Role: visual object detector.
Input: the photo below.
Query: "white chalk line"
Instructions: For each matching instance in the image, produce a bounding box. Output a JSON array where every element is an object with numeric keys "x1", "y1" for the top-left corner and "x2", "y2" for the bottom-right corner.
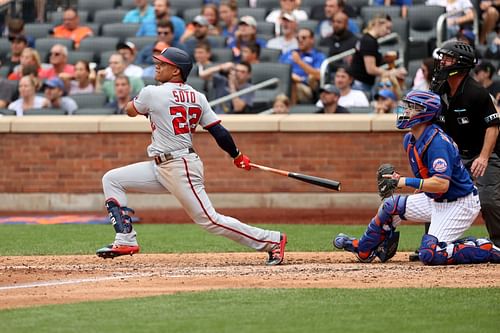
[
  {"x1": 0, "y1": 267, "x2": 246, "y2": 291},
  {"x1": 0, "y1": 273, "x2": 154, "y2": 291}
]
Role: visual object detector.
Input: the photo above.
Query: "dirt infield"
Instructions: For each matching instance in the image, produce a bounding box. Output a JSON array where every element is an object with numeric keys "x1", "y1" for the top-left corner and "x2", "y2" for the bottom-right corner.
[{"x1": 1, "y1": 252, "x2": 499, "y2": 310}]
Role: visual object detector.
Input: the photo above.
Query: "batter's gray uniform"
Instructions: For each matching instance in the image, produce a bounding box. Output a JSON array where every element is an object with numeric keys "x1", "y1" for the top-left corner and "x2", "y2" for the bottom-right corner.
[{"x1": 102, "y1": 82, "x2": 281, "y2": 252}]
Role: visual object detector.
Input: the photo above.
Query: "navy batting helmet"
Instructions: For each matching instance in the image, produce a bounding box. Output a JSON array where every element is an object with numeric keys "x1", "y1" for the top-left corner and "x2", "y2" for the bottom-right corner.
[
  {"x1": 153, "y1": 47, "x2": 193, "y2": 82},
  {"x1": 396, "y1": 90, "x2": 442, "y2": 129}
]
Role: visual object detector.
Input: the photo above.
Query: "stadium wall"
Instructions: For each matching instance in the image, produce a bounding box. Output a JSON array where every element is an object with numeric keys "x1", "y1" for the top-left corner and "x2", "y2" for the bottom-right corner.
[{"x1": 0, "y1": 114, "x2": 413, "y2": 211}]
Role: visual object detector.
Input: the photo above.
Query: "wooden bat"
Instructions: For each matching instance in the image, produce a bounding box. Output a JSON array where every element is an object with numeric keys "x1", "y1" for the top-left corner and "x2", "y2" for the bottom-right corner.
[{"x1": 249, "y1": 163, "x2": 341, "y2": 192}]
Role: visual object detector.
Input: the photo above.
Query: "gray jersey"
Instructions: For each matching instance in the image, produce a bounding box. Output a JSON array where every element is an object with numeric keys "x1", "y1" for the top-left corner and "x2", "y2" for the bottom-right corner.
[{"x1": 132, "y1": 82, "x2": 220, "y2": 156}]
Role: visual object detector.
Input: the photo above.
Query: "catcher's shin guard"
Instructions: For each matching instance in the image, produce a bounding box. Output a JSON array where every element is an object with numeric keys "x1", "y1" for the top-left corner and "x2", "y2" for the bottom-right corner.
[
  {"x1": 357, "y1": 195, "x2": 406, "y2": 261},
  {"x1": 333, "y1": 233, "x2": 376, "y2": 263},
  {"x1": 105, "y1": 199, "x2": 134, "y2": 234},
  {"x1": 418, "y1": 234, "x2": 449, "y2": 265},
  {"x1": 450, "y1": 237, "x2": 498, "y2": 264}
]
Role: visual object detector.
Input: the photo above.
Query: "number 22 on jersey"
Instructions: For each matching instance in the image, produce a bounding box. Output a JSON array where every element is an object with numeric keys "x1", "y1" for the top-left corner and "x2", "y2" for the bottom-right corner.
[{"x1": 149, "y1": 106, "x2": 202, "y2": 135}]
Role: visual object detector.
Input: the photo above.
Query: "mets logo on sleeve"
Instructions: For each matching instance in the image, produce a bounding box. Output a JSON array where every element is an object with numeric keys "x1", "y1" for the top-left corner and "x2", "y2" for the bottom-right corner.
[{"x1": 433, "y1": 158, "x2": 448, "y2": 172}]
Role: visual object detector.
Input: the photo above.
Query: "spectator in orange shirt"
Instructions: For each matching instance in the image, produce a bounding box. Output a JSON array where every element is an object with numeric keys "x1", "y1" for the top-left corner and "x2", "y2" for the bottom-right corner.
[
  {"x1": 51, "y1": 8, "x2": 93, "y2": 49},
  {"x1": 39, "y1": 44, "x2": 75, "y2": 80}
]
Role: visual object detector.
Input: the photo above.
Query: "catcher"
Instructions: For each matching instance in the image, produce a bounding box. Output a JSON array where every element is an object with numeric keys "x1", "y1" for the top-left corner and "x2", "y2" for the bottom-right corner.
[{"x1": 334, "y1": 90, "x2": 500, "y2": 265}]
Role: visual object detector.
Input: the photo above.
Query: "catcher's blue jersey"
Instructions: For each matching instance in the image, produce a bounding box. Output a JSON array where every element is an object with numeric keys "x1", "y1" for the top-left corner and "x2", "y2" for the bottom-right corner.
[{"x1": 403, "y1": 123, "x2": 474, "y2": 201}]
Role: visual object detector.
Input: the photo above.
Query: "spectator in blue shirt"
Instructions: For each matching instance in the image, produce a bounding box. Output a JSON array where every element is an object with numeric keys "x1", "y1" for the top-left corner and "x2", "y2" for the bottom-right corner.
[
  {"x1": 136, "y1": 19, "x2": 186, "y2": 66},
  {"x1": 123, "y1": 0, "x2": 155, "y2": 24},
  {"x1": 227, "y1": 16, "x2": 267, "y2": 62},
  {"x1": 136, "y1": 0, "x2": 185, "y2": 44},
  {"x1": 279, "y1": 28, "x2": 326, "y2": 104},
  {"x1": 373, "y1": 0, "x2": 412, "y2": 18}
]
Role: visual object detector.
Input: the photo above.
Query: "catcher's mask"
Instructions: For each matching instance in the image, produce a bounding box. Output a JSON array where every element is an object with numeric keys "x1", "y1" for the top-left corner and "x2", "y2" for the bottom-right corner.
[
  {"x1": 430, "y1": 40, "x2": 476, "y2": 91},
  {"x1": 396, "y1": 90, "x2": 442, "y2": 129}
]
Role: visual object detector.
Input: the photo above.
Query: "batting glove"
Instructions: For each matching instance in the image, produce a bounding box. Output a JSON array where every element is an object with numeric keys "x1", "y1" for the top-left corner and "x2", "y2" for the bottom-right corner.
[{"x1": 233, "y1": 152, "x2": 251, "y2": 171}]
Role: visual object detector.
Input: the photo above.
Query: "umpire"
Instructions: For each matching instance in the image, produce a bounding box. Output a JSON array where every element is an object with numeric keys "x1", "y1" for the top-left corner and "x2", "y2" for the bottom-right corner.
[{"x1": 431, "y1": 40, "x2": 500, "y2": 247}]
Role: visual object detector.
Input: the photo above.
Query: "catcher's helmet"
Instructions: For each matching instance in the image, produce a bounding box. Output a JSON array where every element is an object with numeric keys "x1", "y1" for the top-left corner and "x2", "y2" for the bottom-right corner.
[
  {"x1": 396, "y1": 90, "x2": 441, "y2": 129},
  {"x1": 153, "y1": 47, "x2": 193, "y2": 81},
  {"x1": 432, "y1": 40, "x2": 476, "y2": 83}
]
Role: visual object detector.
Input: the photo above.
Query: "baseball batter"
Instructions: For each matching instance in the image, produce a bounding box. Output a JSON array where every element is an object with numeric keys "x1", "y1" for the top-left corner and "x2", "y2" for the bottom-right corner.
[
  {"x1": 334, "y1": 90, "x2": 500, "y2": 265},
  {"x1": 96, "y1": 47, "x2": 287, "y2": 265}
]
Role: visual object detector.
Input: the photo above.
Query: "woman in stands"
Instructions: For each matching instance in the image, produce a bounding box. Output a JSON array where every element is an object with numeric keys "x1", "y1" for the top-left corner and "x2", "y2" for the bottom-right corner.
[
  {"x1": 350, "y1": 14, "x2": 406, "y2": 95},
  {"x1": 8, "y1": 75, "x2": 49, "y2": 116},
  {"x1": 180, "y1": 4, "x2": 222, "y2": 43},
  {"x1": 7, "y1": 48, "x2": 43, "y2": 81},
  {"x1": 219, "y1": 0, "x2": 239, "y2": 46},
  {"x1": 67, "y1": 60, "x2": 96, "y2": 95}
]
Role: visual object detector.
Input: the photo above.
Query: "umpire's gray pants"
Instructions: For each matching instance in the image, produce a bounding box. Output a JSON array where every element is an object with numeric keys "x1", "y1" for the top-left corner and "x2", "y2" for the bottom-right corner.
[{"x1": 462, "y1": 152, "x2": 500, "y2": 247}]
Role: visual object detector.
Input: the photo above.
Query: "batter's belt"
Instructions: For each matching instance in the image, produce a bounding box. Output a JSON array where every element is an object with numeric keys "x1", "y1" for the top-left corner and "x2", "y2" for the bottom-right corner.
[{"x1": 154, "y1": 147, "x2": 196, "y2": 165}]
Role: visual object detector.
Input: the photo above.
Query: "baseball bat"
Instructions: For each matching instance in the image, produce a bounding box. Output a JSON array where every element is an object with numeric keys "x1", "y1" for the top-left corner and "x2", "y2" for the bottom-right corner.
[{"x1": 249, "y1": 163, "x2": 341, "y2": 192}]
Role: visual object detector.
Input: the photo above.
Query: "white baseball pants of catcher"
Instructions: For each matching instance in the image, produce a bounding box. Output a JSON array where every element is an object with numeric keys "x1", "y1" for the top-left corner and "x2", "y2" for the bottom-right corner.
[
  {"x1": 102, "y1": 153, "x2": 281, "y2": 252},
  {"x1": 391, "y1": 191, "x2": 481, "y2": 242}
]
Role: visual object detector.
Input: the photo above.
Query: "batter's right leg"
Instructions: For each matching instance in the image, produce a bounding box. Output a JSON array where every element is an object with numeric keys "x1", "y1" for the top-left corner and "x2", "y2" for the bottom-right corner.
[
  {"x1": 156, "y1": 156, "x2": 286, "y2": 265},
  {"x1": 97, "y1": 161, "x2": 167, "y2": 259}
]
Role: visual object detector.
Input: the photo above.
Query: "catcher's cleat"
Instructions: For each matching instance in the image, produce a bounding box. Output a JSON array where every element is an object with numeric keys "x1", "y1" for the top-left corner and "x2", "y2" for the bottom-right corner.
[
  {"x1": 96, "y1": 244, "x2": 140, "y2": 259},
  {"x1": 409, "y1": 249, "x2": 420, "y2": 262},
  {"x1": 333, "y1": 233, "x2": 376, "y2": 263},
  {"x1": 266, "y1": 233, "x2": 287, "y2": 266}
]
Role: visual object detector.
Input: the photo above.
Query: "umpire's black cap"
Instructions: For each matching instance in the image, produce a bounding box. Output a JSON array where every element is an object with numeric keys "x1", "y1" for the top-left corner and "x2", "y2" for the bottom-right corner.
[{"x1": 153, "y1": 47, "x2": 193, "y2": 82}]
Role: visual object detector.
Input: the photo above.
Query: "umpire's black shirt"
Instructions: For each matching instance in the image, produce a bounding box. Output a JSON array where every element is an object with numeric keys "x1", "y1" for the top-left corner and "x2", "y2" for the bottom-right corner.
[{"x1": 436, "y1": 75, "x2": 500, "y2": 159}]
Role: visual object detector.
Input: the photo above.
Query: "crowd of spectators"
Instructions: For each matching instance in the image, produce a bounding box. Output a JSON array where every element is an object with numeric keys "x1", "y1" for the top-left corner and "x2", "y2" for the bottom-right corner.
[{"x1": 0, "y1": 0, "x2": 498, "y2": 116}]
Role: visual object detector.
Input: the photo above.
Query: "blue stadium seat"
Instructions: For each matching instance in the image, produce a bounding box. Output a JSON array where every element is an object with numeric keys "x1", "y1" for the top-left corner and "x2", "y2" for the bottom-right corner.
[
  {"x1": 23, "y1": 108, "x2": 67, "y2": 115},
  {"x1": 47, "y1": 10, "x2": 89, "y2": 24},
  {"x1": 71, "y1": 93, "x2": 108, "y2": 109},
  {"x1": 101, "y1": 23, "x2": 140, "y2": 42},
  {"x1": 0, "y1": 38, "x2": 10, "y2": 58},
  {"x1": 78, "y1": 0, "x2": 115, "y2": 21},
  {"x1": 0, "y1": 108, "x2": 16, "y2": 116},
  {"x1": 94, "y1": 9, "x2": 128, "y2": 25},
  {"x1": 35, "y1": 38, "x2": 74, "y2": 53},
  {"x1": 24, "y1": 23, "x2": 55, "y2": 39},
  {"x1": 169, "y1": 0, "x2": 204, "y2": 19},
  {"x1": 80, "y1": 37, "x2": 119, "y2": 55},
  {"x1": 290, "y1": 104, "x2": 320, "y2": 114},
  {"x1": 348, "y1": 106, "x2": 372, "y2": 114},
  {"x1": 74, "y1": 107, "x2": 116, "y2": 115},
  {"x1": 260, "y1": 48, "x2": 281, "y2": 62},
  {"x1": 67, "y1": 51, "x2": 95, "y2": 65},
  {"x1": 239, "y1": 8, "x2": 267, "y2": 22}
]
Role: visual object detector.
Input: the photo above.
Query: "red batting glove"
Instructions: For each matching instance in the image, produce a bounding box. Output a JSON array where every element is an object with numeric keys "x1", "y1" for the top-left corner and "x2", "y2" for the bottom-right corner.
[{"x1": 233, "y1": 152, "x2": 251, "y2": 171}]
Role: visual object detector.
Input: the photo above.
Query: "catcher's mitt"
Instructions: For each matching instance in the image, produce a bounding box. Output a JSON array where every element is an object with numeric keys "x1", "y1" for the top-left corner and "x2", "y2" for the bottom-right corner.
[{"x1": 377, "y1": 163, "x2": 399, "y2": 199}]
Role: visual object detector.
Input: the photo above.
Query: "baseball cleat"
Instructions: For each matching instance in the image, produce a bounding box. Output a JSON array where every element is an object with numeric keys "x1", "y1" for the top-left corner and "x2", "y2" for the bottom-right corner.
[
  {"x1": 333, "y1": 233, "x2": 375, "y2": 263},
  {"x1": 333, "y1": 233, "x2": 356, "y2": 250},
  {"x1": 409, "y1": 249, "x2": 420, "y2": 262},
  {"x1": 96, "y1": 244, "x2": 140, "y2": 259},
  {"x1": 266, "y1": 233, "x2": 287, "y2": 266}
]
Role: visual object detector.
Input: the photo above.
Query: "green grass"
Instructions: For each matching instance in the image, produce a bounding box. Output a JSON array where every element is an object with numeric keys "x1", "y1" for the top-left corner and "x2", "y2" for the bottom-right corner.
[
  {"x1": 1, "y1": 224, "x2": 497, "y2": 332},
  {"x1": 1, "y1": 288, "x2": 498, "y2": 333},
  {"x1": 0, "y1": 224, "x2": 490, "y2": 255}
]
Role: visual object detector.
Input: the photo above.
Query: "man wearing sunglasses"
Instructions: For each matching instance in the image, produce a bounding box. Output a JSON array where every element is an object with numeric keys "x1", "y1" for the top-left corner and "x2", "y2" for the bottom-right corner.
[
  {"x1": 136, "y1": 19, "x2": 185, "y2": 66},
  {"x1": 52, "y1": 7, "x2": 93, "y2": 49},
  {"x1": 39, "y1": 44, "x2": 75, "y2": 80}
]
